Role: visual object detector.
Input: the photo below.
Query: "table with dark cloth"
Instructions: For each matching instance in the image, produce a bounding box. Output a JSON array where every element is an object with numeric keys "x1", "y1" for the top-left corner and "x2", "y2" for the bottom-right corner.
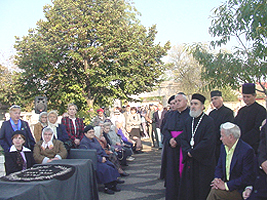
[{"x1": 0, "y1": 159, "x2": 99, "y2": 200}]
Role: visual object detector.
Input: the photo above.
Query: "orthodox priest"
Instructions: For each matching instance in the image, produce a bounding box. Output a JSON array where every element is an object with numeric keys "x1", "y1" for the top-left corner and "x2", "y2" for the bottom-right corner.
[
  {"x1": 179, "y1": 93, "x2": 216, "y2": 200},
  {"x1": 234, "y1": 83, "x2": 266, "y2": 153},
  {"x1": 209, "y1": 90, "x2": 234, "y2": 163},
  {"x1": 160, "y1": 92, "x2": 190, "y2": 200}
]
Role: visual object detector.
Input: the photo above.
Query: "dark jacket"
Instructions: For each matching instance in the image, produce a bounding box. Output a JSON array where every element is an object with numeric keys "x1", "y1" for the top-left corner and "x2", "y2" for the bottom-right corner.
[
  {"x1": 0, "y1": 120, "x2": 35, "y2": 152},
  {"x1": 4, "y1": 146, "x2": 35, "y2": 175},
  {"x1": 215, "y1": 139, "x2": 256, "y2": 192}
]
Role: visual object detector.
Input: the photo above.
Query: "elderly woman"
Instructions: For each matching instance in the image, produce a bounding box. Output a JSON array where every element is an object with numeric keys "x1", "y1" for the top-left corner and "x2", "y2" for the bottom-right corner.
[
  {"x1": 46, "y1": 110, "x2": 70, "y2": 146},
  {"x1": 126, "y1": 107, "x2": 143, "y2": 153},
  {"x1": 33, "y1": 112, "x2": 48, "y2": 142},
  {"x1": 0, "y1": 105, "x2": 35, "y2": 152},
  {"x1": 95, "y1": 123, "x2": 129, "y2": 176},
  {"x1": 33, "y1": 127, "x2": 67, "y2": 164},
  {"x1": 61, "y1": 103, "x2": 84, "y2": 148},
  {"x1": 80, "y1": 125, "x2": 121, "y2": 194},
  {"x1": 4, "y1": 130, "x2": 35, "y2": 175}
]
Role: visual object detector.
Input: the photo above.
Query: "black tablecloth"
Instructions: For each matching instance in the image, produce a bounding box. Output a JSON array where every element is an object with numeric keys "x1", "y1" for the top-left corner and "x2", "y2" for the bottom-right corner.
[{"x1": 0, "y1": 159, "x2": 99, "y2": 200}]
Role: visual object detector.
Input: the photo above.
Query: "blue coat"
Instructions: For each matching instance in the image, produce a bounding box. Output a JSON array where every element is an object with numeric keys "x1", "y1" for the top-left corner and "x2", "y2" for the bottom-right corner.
[
  {"x1": 0, "y1": 120, "x2": 35, "y2": 152},
  {"x1": 215, "y1": 139, "x2": 256, "y2": 193},
  {"x1": 80, "y1": 136, "x2": 119, "y2": 184}
]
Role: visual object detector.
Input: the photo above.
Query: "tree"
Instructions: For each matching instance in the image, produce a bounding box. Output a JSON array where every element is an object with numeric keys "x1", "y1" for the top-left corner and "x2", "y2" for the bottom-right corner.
[
  {"x1": 190, "y1": 0, "x2": 267, "y2": 96},
  {"x1": 167, "y1": 45, "x2": 209, "y2": 95},
  {"x1": 14, "y1": 0, "x2": 170, "y2": 112}
]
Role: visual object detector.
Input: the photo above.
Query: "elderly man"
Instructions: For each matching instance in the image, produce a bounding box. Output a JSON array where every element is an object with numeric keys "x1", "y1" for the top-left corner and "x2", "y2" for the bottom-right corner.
[
  {"x1": 160, "y1": 92, "x2": 190, "y2": 200},
  {"x1": 234, "y1": 83, "x2": 266, "y2": 153},
  {"x1": 209, "y1": 90, "x2": 234, "y2": 163},
  {"x1": 179, "y1": 93, "x2": 216, "y2": 200},
  {"x1": 207, "y1": 122, "x2": 256, "y2": 200},
  {"x1": 0, "y1": 105, "x2": 35, "y2": 152}
]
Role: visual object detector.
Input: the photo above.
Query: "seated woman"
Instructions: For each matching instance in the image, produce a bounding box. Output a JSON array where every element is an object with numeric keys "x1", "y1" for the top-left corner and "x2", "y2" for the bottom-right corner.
[
  {"x1": 94, "y1": 125, "x2": 129, "y2": 177},
  {"x1": 80, "y1": 125, "x2": 121, "y2": 195},
  {"x1": 103, "y1": 122, "x2": 133, "y2": 166},
  {"x1": 4, "y1": 130, "x2": 35, "y2": 175},
  {"x1": 33, "y1": 112, "x2": 47, "y2": 142},
  {"x1": 126, "y1": 107, "x2": 143, "y2": 153},
  {"x1": 33, "y1": 127, "x2": 67, "y2": 164}
]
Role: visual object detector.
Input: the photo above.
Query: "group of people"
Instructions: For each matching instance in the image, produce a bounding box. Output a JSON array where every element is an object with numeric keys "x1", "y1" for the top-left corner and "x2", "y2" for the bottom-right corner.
[
  {"x1": 160, "y1": 83, "x2": 267, "y2": 200},
  {"x1": 1, "y1": 82, "x2": 267, "y2": 199},
  {"x1": 0, "y1": 103, "x2": 140, "y2": 195}
]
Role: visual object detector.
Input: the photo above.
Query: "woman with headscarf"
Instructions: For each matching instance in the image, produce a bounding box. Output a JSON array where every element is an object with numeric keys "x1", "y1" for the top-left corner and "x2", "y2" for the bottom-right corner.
[
  {"x1": 61, "y1": 103, "x2": 84, "y2": 148},
  {"x1": 46, "y1": 110, "x2": 71, "y2": 150},
  {"x1": 0, "y1": 105, "x2": 35, "y2": 152},
  {"x1": 80, "y1": 125, "x2": 121, "y2": 195},
  {"x1": 4, "y1": 130, "x2": 35, "y2": 175},
  {"x1": 33, "y1": 112, "x2": 48, "y2": 142},
  {"x1": 33, "y1": 127, "x2": 67, "y2": 164}
]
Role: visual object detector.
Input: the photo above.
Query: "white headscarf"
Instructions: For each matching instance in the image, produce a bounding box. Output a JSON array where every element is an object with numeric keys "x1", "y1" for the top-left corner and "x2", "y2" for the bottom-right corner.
[{"x1": 41, "y1": 127, "x2": 55, "y2": 150}]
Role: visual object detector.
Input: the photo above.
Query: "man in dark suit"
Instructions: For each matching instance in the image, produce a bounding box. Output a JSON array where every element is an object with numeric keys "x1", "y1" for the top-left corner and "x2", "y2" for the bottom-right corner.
[
  {"x1": 0, "y1": 105, "x2": 35, "y2": 152},
  {"x1": 153, "y1": 103, "x2": 167, "y2": 149},
  {"x1": 207, "y1": 122, "x2": 256, "y2": 200}
]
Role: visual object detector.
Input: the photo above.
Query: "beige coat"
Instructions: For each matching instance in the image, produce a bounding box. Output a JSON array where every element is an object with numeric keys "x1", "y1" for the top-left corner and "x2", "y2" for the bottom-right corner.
[{"x1": 33, "y1": 139, "x2": 68, "y2": 164}]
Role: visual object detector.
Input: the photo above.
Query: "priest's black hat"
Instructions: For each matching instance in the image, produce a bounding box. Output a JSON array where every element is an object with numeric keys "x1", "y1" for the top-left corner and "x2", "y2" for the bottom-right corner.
[
  {"x1": 192, "y1": 93, "x2": 206, "y2": 104},
  {"x1": 168, "y1": 95, "x2": 175, "y2": 104},
  {"x1": 242, "y1": 83, "x2": 255, "y2": 94},
  {"x1": 211, "y1": 90, "x2": 222, "y2": 98}
]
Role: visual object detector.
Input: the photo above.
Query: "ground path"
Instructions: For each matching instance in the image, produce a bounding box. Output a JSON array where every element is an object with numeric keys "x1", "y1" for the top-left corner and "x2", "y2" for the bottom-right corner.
[{"x1": 98, "y1": 139, "x2": 165, "y2": 200}]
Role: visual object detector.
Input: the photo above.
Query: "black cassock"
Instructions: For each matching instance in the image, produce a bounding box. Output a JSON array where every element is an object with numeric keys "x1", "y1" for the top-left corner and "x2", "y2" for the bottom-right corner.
[
  {"x1": 160, "y1": 107, "x2": 190, "y2": 200},
  {"x1": 179, "y1": 114, "x2": 216, "y2": 200},
  {"x1": 234, "y1": 102, "x2": 266, "y2": 153},
  {"x1": 209, "y1": 105, "x2": 234, "y2": 163}
]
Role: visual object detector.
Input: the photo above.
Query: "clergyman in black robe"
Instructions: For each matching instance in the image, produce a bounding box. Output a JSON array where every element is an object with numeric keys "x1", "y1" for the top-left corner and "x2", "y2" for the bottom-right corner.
[
  {"x1": 209, "y1": 90, "x2": 234, "y2": 163},
  {"x1": 160, "y1": 93, "x2": 190, "y2": 200},
  {"x1": 179, "y1": 94, "x2": 216, "y2": 200},
  {"x1": 234, "y1": 83, "x2": 266, "y2": 153}
]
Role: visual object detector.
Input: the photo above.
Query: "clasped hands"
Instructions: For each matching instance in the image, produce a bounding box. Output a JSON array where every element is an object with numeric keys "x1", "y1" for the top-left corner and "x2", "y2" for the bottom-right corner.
[
  {"x1": 210, "y1": 178, "x2": 226, "y2": 190},
  {"x1": 169, "y1": 138, "x2": 177, "y2": 148}
]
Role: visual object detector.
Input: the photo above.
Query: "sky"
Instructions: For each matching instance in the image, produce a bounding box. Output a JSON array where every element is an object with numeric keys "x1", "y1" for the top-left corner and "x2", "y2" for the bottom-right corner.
[{"x1": 0, "y1": 0, "x2": 230, "y2": 65}]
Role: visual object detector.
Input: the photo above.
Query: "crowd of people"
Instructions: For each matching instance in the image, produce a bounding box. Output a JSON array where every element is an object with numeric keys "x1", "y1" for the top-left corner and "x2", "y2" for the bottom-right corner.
[{"x1": 0, "y1": 82, "x2": 267, "y2": 199}]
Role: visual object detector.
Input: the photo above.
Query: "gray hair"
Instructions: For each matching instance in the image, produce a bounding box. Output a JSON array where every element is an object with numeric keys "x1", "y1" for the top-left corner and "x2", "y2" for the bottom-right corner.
[
  {"x1": 42, "y1": 127, "x2": 53, "y2": 135},
  {"x1": 175, "y1": 92, "x2": 187, "y2": 100},
  {"x1": 220, "y1": 122, "x2": 241, "y2": 139},
  {"x1": 39, "y1": 112, "x2": 47, "y2": 122}
]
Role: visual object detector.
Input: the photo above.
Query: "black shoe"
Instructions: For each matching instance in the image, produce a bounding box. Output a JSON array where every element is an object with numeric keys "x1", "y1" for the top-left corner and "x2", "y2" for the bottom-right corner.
[
  {"x1": 116, "y1": 179, "x2": 125, "y2": 184},
  {"x1": 135, "y1": 150, "x2": 144, "y2": 154},
  {"x1": 120, "y1": 172, "x2": 130, "y2": 176},
  {"x1": 121, "y1": 163, "x2": 129, "y2": 166},
  {"x1": 111, "y1": 186, "x2": 121, "y2": 192},
  {"x1": 104, "y1": 188, "x2": 115, "y2": 194}
]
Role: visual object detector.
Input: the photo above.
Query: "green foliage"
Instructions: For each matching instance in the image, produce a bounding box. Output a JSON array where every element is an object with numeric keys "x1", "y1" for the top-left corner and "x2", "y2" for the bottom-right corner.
[
  {"x1": 14, "y1": 0, "x2": 171, "y2": 110},
  {"x1": 190, "y1": 0, "x2": 267, "y2": 95}
]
